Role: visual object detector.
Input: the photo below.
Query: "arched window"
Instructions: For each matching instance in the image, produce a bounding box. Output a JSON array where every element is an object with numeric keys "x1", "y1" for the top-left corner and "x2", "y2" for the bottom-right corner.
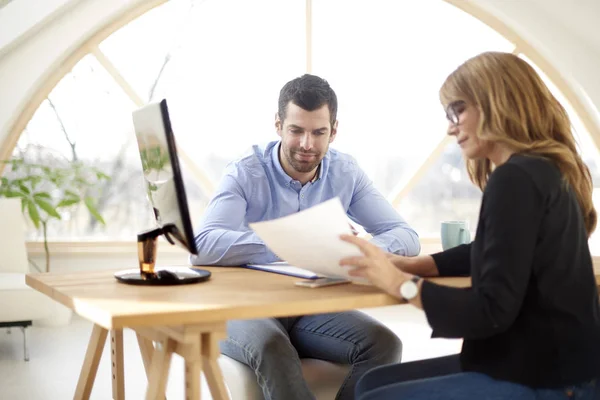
[{"x1": 7, "y1": 0, "x2": 600, "y2": 247}]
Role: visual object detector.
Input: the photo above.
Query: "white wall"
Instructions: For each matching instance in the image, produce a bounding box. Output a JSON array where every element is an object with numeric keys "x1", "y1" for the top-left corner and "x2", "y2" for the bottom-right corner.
[
  {"x1": 472, "y1": 0, "x2": 600, "y2": 129},
  {"x1": 0, "y1": 0, "x2": 149, "y2": 153},
  {"x1": 0, "y1": 0, "x2": 81, "y2": 59},
  {"x1": 0, "y1": 0, "x2": 599, "y2": 151}
]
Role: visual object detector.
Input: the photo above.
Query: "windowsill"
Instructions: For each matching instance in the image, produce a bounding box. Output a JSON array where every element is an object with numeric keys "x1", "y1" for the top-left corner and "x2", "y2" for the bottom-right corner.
[
  {"x1": 25, "y1": 239, "x2": 189, "y2": 256},
  {"x1": 24, "y1": 237, "x2": 444, "y2": 256},
  {"x1": 24, "y1": 238, "x2": 600, "y2": 264}
]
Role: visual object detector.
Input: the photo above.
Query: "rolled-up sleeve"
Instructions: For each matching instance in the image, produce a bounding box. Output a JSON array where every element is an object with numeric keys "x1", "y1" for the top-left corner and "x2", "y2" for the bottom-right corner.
[{"x1": 190, "y1": 171, "x2": 278, "y2": 266}]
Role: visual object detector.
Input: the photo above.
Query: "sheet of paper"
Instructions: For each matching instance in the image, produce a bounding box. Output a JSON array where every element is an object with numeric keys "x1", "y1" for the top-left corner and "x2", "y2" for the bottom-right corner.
[
  {"x1": 249, "y1": 197, "x2": 362, "y2": 279},
  {"x1": 245, "y1": 262, "x2": 319, "y2": 279}
]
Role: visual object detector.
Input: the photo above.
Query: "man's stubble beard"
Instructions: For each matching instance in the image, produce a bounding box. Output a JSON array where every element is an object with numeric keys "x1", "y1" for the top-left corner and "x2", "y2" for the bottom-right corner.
[{"x1": 285, "y1": 148, "x2": 322, "y2": 174}]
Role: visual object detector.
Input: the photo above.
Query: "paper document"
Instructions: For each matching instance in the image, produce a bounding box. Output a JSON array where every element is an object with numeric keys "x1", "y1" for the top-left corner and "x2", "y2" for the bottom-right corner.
[
  {"x1": 249, "y1": 198, "x2": 362, "y2": 279},
  {"x1": 245, "y1": 262, "x2": 319, "y2": 279}
]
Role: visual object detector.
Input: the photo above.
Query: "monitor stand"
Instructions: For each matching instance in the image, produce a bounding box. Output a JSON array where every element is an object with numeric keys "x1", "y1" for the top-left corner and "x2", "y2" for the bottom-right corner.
[{"x1": 114, "y1": 227, "x2": 211, "y2": 286}]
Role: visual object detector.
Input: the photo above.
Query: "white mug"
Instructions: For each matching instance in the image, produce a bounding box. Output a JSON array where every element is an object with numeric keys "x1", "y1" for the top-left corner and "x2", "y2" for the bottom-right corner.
[{"x1": 441, "y1": 221, "x2": 471, "y2": 250}]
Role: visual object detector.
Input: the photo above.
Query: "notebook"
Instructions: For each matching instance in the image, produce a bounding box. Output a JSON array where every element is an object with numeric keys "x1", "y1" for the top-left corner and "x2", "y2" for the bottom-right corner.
[{"x1": 244, "y1": 262, "x2": 319, "y2": 279}]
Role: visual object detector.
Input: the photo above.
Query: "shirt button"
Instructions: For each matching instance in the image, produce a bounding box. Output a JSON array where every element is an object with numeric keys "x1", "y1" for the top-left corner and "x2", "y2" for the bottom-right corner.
[{"x1": 301, "y1": 194, "x2": 305, "y2": 199}]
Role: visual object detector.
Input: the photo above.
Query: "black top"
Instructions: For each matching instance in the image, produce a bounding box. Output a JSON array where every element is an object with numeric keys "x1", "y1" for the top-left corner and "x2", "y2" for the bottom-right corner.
[{"x1": 421, "y1": 154, "x2": 600, "y2": 388}]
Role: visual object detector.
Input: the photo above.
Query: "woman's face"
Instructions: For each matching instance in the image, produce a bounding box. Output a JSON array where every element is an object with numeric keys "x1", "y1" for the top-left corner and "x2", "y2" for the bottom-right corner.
[{"x1": 445, "y1": 101, "x2": 491, "y2": 160}]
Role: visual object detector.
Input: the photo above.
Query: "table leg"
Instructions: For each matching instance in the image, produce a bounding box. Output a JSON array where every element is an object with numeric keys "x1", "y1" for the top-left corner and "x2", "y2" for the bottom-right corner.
[
  {"x1": 142, "y1": 324, "x2": 229, "y2": 400},
  {"x1": 184, "y1": 335, "x2": 202, "y2": 400},
  {"x1": 146, "y1": 338, "x2": 176, "y2": 400},
  {"x1": 74, "y1": 324, "x2": 108, "y2": 400},
  {"x1": 136, "y1": 334, "x2": 167, "y2": 400},
  {"x1": 136, "y1": 333, "x2": 154, "y2": 377},
  {"x1": 111, "y1": 329, "x2": 125, "y2": 400},
  {"x1": 201, "y1": 332, "x2": 230, "y2": 400}
]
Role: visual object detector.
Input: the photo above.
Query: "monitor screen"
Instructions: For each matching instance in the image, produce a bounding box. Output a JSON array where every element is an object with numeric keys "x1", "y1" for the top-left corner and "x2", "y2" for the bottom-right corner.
[{"x1": 131, "y1": 99, "x2": 197, "y2": 255}]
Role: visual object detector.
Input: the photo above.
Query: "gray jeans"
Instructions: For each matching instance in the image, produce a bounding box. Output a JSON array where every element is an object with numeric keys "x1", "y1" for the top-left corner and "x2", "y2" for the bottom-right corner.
[{"x1": 219, "y1": 311, "x2": 402, "y2": 400}]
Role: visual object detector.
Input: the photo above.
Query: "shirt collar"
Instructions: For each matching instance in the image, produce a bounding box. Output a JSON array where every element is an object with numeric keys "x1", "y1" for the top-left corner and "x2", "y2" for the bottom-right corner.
[
  {"x1": 271, "y1": 141, "x2": 294, "y2": 186},
  {"x1": 311, "y1": 163, "x2": 322, "y2": 183}
]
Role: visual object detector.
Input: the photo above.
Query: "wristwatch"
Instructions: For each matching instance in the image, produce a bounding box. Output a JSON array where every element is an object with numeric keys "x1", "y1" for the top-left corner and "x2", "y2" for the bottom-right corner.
[{"x1": 399, "y1": 276, "x2": 422, "y2": 302}]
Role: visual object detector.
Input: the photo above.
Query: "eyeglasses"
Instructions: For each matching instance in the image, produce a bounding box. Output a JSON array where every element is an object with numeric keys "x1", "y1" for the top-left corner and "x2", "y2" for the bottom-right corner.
[{"x1": 445, "y1": 100, "x2": 466, "y2": 126}]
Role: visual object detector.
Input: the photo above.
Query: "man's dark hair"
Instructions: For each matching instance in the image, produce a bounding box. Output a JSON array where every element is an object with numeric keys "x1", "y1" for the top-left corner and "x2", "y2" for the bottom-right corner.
[{"x1": 278, "y1": 74, "x2": 338, "y2": 127}]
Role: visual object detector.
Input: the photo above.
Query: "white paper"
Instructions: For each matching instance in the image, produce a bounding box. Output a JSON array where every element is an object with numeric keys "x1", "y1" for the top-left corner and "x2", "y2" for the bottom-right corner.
[
  {"x1": 249, "y1": 197, "x2": 362, "y2": 279},
  {"x1": 245, "y1": 262, "x2": 318, "y2": 279}
]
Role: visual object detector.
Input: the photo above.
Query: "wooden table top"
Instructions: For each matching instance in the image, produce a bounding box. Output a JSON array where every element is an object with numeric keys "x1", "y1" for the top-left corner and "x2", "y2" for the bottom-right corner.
[
  {"x1": 25, "y1": 266, "x2": 469, "y2": 330},
  {"x1": 26, "y1": 258, "x2": 600, "y2": 331}
]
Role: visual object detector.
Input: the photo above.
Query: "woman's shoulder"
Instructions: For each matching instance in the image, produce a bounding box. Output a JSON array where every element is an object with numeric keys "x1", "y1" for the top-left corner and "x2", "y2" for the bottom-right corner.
[
  {"x1": 507, "y1": 153, "x2": 556, "y2": 169},
  {"x1": 501, "y1": 153, "x2": 560, "y2": 179},
  {"x1": 489, "y1": 154, "x2": 561, "y2": 194}
]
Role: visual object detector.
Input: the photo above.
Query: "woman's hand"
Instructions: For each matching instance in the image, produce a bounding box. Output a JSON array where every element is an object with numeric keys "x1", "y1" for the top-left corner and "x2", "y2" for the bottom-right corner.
[
  {"x1": 339, "y1": 234, "x2": 412, "y2": 298},
  {"x1": 385, "y1": 252, "x2": 412, "y2": 270},
  {"x1": 387, "y1": 252, "x2": 440, "y2": 277}
]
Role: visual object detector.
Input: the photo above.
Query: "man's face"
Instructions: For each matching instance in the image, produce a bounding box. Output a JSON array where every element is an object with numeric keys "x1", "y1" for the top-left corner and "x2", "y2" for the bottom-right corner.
[{"x1": 276, "y1": 102, "x2": 337, "y2": 177}]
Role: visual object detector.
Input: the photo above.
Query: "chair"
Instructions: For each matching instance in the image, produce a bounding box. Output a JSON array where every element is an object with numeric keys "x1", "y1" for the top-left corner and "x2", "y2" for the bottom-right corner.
[
  {"x1": 214, "y1": 305, "x2": 463, "y2": 399},
  {"x1": 0, "y1": 198, "x2": 53, "y2": 361},
  {"x1": 217, "y1": 356, "x2": 349, "y2": 400}
]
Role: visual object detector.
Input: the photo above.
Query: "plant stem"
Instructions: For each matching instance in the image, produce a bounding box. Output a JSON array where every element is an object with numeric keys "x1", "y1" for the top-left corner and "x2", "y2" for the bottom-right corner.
[
  {"x1": 47, "y1": 97, "x2": 78, "y2": 162},
  {"x1": 42, "y1": 221, "x2": 50, "y2": 272}
]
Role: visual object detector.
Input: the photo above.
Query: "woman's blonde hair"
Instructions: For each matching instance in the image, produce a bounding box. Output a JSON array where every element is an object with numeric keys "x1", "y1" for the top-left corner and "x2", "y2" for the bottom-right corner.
[{"x1": 440, "y1": 51, "x2": 597, "y2": 236}]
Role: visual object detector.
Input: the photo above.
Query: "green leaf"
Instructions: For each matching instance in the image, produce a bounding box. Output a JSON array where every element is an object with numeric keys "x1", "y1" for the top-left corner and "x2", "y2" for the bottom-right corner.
[
  {"x1": 84, "y1": 197, "x2": 105, "y2": 225},
  {"x1": 96, "y1": 171, "x2": 110, "y2": 181},
  {"x1": 2, "y1": 190, "x2": 26, "y2": 198},
  {"x1": 64, "y1": 189, "x2": 79, "y2": 199},
  {"x1": 26, "y1": 200, "x2": 41, "y2": 229},
  {"x1": 18, "y1": 183, "x2": 30, "y2": 194},
  {"x1": 23, "y1": 174, "x2": 43, "y2": 181},
  {"x1": 33, "y1": 192, "x2": 52, "y2": 200},
  {"x1": 35, "y1": 198, "x2": 61, "y2": 219},
  {"x1": 28, "y1": 176, "x2": 43, "y2": 188},
  {"x1": 57, "y1": 198, "x2": 79, "y2": 208}
]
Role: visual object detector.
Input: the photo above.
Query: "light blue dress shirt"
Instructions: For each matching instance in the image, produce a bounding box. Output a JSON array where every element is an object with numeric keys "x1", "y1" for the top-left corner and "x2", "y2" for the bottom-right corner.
[{"x1": 190, "y1": 141, "x2": 420, "y2": 266}]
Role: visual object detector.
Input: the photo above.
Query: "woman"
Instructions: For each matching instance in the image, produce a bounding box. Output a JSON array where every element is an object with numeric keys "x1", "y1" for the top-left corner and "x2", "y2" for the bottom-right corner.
[{"x1": 339, "y1": 52, "x2": 600, "y2": 399}]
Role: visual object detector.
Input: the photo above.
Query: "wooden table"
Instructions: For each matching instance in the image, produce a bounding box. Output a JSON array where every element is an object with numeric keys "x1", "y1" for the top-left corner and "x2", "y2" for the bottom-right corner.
[
  {"x1": 26, "y1": 261, "x2": 600, "y2": 400},
  {"x1": 25, "y1": 267, "x2": 469, "y2": 400}
]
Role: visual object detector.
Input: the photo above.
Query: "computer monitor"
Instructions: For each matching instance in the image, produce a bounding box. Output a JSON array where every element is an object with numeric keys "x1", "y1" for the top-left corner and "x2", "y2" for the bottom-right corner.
[{"x1": 114, "y1": 99, "x2": 210, "y2": 285}]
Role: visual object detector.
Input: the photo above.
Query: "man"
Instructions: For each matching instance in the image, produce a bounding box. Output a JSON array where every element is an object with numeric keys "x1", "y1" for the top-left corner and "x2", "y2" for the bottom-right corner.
[{"x1": 191, "y1": 74, "x2": 420, "y2": 400}]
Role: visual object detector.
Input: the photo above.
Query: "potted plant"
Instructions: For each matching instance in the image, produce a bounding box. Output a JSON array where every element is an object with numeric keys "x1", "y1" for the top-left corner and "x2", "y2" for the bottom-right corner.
[{"x1": 0, "y1": 156, "x2": 110, "y2": 272}]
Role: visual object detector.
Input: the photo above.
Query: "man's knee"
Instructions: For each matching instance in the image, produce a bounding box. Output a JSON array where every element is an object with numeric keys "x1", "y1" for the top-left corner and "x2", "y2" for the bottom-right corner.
[
  {"x1": 222, "y1": 325, "x2": 297, "y2": 370},
  {"x1": 365, "y1": 323, "x2": 403, "y2": 364}
]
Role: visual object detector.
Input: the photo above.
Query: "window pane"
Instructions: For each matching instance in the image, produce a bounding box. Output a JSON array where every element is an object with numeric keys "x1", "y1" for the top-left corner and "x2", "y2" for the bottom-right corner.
[
  {"x1": 313, "y1": 0, "x2": 514, "y2": 237},
  {"x1": 11, "y1": 55, "x2": 145, "y2": 239},
  {"x1": 8, "y1": 0, "x2": 306, "y2": 240},
  {"x1": 11, "y1": 55, "x2": 209, "y2": 240},
  {"x1": 312, "y1": 0, "x2": 514, "y2": 236},
  {"x1": 398, "y1": 142, "x2": 481, "y2": 237},
  {"x1": 99, "y1": 0, "x2": 191, "y2": 101},
  {"x1": 519, "y1": 55, "x2": 600, "y2": 253},
  {"x1": 101, "y1": 0, "x2": 306, "y2": 184}
]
